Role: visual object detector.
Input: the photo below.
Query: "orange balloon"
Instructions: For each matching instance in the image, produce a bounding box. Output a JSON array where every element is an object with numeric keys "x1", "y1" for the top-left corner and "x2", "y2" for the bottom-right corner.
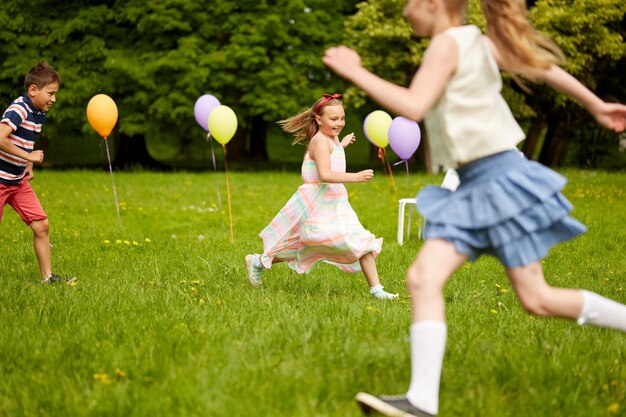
[{"x1": 87, "y1": 94, "x2": 118, "y2": 138}]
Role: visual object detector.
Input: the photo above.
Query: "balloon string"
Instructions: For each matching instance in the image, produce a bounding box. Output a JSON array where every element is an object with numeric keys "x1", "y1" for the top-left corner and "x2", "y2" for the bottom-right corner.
[
  {"x1": 208, "y1": 134, "x2": 222, "y2": 211},
  {"x1": 387, "y1": 159, "x2": 398, "y2": 199},
  {"x1": 104, "y1": 138, "x2": 121, "y2": 226},
  {"x1": 378, "y1": 147, "x2": 398, "y2": 199},
  {"x1": 223, "y1": 144, "x2": 234, "y2": 243},
  {"x1": 393, "y1": 159, "x2": 410, "y2": 175},
  {"x1": 377, "y1": 147, "x2": 386, "y2": 172}
]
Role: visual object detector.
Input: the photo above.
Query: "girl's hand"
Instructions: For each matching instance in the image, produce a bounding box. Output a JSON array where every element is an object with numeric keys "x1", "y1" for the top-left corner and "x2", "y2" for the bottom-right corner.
[
  {"x1": 322, "y1": 46, "x2": 363, "y2": 81},
  {"x1": 340, "y1": 132, "x2": 356, "y2": 148},
  {"x1": 355, "y1": 169, "x2": 374, "y2": 183},
  {"x1": 593, "y1": 102, "x2": 626, "y2": 133}
]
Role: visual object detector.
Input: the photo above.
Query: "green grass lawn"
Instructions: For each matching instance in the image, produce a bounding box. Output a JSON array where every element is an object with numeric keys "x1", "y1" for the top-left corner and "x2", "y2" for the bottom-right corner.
[{"x1": 0, "y1": 169, "x2": 624, "y2": 417}]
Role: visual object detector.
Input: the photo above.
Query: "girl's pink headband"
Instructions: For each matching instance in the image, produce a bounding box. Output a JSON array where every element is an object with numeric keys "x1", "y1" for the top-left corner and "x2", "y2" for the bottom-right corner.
[{"x1": 314, "y1": 93, "x2": 342, "y2": 114}]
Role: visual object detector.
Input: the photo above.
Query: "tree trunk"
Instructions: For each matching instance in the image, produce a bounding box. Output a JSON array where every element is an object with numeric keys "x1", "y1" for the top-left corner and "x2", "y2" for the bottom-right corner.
[
  {"x1": 113, "y1": 132, "x2": 170, "y2": 170},
  {"x1": 419, "y1": 124, "x2": 432, "y2": 174},
  {"x1": 521, "y1": 117, "x2": 545, "y2": 160},
  {"x1": 538, "y1": 115, "x2": 569, "y2": 167},
  {"x1": 249, "y1": 115, "x2": 268, "y2": 160},
  {"x1": 225, "y1": 126, "x2": 246, "y2": 161}
]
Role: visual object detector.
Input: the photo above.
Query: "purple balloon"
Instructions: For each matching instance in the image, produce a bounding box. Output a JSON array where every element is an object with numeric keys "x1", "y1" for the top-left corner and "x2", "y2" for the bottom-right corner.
[
  {"x1": 388, "y1": 116, "x2": 421, "y2": 160},
  {"x1": 362, "y1": 113, "x2": 375, "y2": 145},
  {"x1": 194, "y1": 94, "x2": 221, "y2": 132}
]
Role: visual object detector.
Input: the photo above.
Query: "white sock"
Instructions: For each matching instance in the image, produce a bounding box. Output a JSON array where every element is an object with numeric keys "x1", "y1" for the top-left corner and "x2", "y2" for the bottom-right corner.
[
  {"x1": 406, "y1": 321, "x2": 447, "y2": 415},
  {"x1": 369, "y1": 284, "x2": 399, "y2": 300},
  {"x1": 577, "y1": 290, "x2": 626, "y2": 332},
  {"x1": 252, "y1": 254, "x2": 264, "y2": 269}
]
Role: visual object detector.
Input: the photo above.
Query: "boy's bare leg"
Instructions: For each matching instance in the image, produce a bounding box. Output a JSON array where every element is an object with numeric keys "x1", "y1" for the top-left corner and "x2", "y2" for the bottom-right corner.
[{"x1": 30, "y1": 219, "x2": 51, "y2": 279}]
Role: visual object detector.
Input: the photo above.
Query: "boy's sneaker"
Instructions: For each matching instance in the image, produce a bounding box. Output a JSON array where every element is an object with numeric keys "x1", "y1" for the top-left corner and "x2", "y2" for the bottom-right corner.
[
  {"x1": 355, "y1": 393, "x2": 434, "y2": 417},
  {"x1": 245, "y1": 255, "x2": 263, "y2": 286},
  {"x1": 41, "y1": 273, "x2": 77, "y2": 285}
]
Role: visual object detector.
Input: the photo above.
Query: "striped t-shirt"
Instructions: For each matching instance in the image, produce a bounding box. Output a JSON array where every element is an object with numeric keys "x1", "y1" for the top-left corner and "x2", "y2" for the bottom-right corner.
[{"x1": 0, "y1": 96, "x2": 45, "y2": 185}]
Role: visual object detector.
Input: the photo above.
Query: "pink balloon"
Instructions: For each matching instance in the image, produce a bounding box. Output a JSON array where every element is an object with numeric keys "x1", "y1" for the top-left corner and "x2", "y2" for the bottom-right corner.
[
  {"x1": 194, "y1": 95, "x2": 221, "y2": 132},
  {"x1": 388, "y1": 117, "x2": 421, "y2": 160}
]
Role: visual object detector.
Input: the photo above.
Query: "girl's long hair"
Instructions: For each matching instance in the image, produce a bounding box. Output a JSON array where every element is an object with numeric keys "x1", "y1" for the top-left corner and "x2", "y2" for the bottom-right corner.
[
  {"x1": 277, "y1": 97, "x2": 343, "y2": 145},
  {"x1": 479, "y1": 0, "x2": 564, "y2": 84}
]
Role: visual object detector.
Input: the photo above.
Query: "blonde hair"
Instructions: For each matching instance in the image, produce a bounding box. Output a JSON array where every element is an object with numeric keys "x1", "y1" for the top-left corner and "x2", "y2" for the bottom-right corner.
[
  {"x1": 479, "y1": 0, "x2": 564, "y2": 83},
  {"x1": 277, "y1": 96, "x2": 343, "y2": 145}
]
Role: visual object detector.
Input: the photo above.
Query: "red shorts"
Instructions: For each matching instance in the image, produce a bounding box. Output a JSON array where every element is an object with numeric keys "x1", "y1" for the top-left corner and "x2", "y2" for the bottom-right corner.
[{"x1": 0, "y1": 177, "x2": 47, "y2": 224}]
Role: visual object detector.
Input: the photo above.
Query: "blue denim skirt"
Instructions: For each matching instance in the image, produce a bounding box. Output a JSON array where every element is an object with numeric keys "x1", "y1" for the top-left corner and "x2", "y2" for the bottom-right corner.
[{"x1": 416, "y1": 150, "x2": 587, "y2": 267}]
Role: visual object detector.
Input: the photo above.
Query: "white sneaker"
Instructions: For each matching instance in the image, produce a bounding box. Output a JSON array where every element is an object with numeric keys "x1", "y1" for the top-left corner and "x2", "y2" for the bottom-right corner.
[
  {"x1": 245, "y1": 254, "x2": 263, "y2": 286},
  {"x1": 370, "y1": 284, "x2": 399, "y2": 300}
]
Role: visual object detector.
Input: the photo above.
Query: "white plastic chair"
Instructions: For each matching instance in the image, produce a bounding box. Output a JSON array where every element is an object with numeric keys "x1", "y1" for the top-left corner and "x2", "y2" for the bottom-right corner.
[{"x1": 397, "y1": 169, "x2": 459, "y2": 245}]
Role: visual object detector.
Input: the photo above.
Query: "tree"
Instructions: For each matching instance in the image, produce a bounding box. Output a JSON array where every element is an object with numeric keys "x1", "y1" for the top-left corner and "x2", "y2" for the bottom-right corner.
[{"x1": 0, "y1": 0, "x2": 359, "y2": 168}]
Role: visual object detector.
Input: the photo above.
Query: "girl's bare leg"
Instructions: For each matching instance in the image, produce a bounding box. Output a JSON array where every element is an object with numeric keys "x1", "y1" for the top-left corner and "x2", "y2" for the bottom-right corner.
[
  {"x1": 507, "y1": 261, "x2": 626, "y2": 331},
  {"x1": 360, "y1": 252, "x2": 398, "y2": 299}
]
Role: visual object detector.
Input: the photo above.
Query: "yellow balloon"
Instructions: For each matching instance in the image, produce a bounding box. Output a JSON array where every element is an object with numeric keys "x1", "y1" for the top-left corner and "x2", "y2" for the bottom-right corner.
[
  {"x1": 86, "y1": 94, "x2": 118, "y2": 138},
  {"x1": 365, "y1": 110, "x2": 391, "y2": 148},
  {"x1": 208, "y1": 105, "x2": 238, "y2": 145}
]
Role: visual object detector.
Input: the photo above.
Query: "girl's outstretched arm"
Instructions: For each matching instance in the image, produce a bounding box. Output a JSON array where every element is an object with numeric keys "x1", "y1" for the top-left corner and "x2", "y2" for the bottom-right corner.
[
  {"x1": 340, "y1": 132, "x2": 356, "y2": 148},
  {"x1": 323, "y1": 33, "x2": 458, "y2": 122},
  {"x1": 538, "y1": 66, "x2": 626, "y2": 132},
  {"x1": 485, "y1": 37, "x2": 626, "y2": 133}
]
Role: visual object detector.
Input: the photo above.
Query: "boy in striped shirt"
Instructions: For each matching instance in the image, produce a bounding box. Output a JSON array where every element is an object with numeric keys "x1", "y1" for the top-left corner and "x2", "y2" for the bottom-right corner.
[{"x1": 0, "y1": 61, "x2": 75, "y2": 284}]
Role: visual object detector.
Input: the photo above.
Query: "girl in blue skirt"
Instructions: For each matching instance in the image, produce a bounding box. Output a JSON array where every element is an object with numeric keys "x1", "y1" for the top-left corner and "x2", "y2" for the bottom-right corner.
[{"x1": 323, "y1": 0, "x2": 626, "y2": 415}]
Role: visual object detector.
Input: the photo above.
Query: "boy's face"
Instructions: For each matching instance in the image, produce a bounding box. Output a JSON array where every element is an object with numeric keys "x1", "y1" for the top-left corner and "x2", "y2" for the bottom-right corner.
[{"x1": 28, "y1": 82, "x2": 59, "y2": 112}]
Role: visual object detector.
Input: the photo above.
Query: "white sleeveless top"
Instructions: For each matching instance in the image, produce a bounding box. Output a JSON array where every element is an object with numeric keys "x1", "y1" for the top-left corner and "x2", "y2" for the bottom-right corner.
[{"x1": 424, "y1": 25, "x2": 525, "y2": 170}]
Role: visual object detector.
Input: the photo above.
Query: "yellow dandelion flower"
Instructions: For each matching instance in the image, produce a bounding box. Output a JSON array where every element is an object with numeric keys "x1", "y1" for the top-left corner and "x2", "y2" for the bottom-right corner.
[
  {"x1": 124, "y1": 240, "x2": 130, "y2": 245},
  {"x1": 70, "y1": 281, "x2": 77, "y2": 287},
  {"x1": 116, "y1": 239, "x2": 122, "y2": 244},
  {"x1": 191, "y1": 287, "x2": 197, "y2": 292},
  {"x1": 132, "y1": 241, "x2": 139, "y2": 246},
  {"x1": 93, "y1": 373, "x2": 111, "y2": 384},
  {"x1": 490, "y1": 309, "x2": 498, "y2": 314},
  {"x1": 199, "y1": 299, "x2": 206, "y2": 305},
  {"x1": 115, "y1": 368, "x2": 126, "y2": 378},
  {"x1": 145, "y1": 238, "x2": 151, "y2": 243},
  {"x1": 103, "y1": 240, "x2": 110, "y2": 244},
  {"x1": 607, "y1": 403, "x2": 619, "y2": 414},
  {"x1": 500, "y1": 288, "x2": 509, "y2": 293}
]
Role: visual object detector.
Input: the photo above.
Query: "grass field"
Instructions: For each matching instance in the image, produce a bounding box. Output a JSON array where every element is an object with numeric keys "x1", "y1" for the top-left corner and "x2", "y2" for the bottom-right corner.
[{"x1": 0, "y1": 168, "x2": 624, "y2": 417}]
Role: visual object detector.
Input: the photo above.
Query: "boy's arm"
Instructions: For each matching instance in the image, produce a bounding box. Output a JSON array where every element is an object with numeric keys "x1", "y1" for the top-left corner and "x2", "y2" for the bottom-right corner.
[
  {"x1": 0, "y1": 123, "x2": 44, "y2": 163},
  {"x1": 25, "y1": 162, "x2": 35, "y2": 181}
]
